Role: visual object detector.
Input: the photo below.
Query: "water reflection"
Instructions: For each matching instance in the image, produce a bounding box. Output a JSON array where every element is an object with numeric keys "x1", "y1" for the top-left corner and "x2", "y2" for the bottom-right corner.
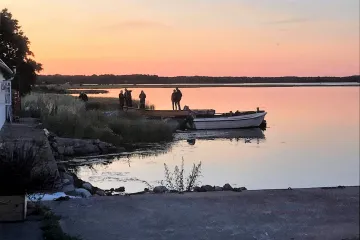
[
  {"x1": 178, "y1": 128, "x2": 266, "y2": 145},
  {"x1": 67, "y1": 128, "x2": 266, "y2": 170},
  {"x1": 66, "y1": 142, "x2": 174, "y2": 169}
]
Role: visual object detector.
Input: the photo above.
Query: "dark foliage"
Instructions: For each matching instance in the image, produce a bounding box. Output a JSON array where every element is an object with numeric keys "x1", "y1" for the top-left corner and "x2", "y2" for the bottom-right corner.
[
  {"x1": 0, "y1": 8, "x2": 42, "y2": 95},
  {"x1": 38, "y1": 74, "x2": 360, "y2": 85},
  {"x1": 0, "y1": 140, "x2": 56, "y2": 195}
]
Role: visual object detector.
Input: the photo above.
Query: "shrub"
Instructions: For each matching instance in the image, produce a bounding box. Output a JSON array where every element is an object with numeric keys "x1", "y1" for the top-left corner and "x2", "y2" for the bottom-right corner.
[
  {"x1": 108, "y1": 118, "x2": 173, "y2": 143},
  {"x1": 21, "y1": 93, "x2": 173, "y2": 144},
  {"x1": 162, "y1": 158, "x2": 202, "y2": 192},
  {"x1": 0, "y1": 141, "x2": 57, "y2": 195}
]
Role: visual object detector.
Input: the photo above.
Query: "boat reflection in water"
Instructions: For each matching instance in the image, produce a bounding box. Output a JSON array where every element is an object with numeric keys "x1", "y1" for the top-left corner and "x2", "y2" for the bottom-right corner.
[{"x1": 175, "y1": 127, "x2": 266, "y2": 146}]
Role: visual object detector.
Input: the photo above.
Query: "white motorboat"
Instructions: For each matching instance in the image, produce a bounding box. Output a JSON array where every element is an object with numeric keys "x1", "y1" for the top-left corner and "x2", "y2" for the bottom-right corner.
[{"x1": 191, "y1": 111, "x2": 267, "y2": 130}]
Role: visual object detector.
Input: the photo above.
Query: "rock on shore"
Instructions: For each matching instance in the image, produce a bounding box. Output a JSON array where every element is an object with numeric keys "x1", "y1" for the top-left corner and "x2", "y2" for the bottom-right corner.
[{"x1": 48, "y1": 136, "x2": 124, "y2": 158}]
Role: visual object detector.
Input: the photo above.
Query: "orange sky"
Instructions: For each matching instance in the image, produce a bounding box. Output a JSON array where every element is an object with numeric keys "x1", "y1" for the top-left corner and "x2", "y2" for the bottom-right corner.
[{"x1": 2, "y1": 0, "x2": 360, "y2": 76}]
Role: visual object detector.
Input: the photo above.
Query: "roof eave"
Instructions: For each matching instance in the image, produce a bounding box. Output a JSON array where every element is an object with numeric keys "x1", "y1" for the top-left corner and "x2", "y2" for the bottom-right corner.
[{"x1": 0, "y1": 59, "x2": 14, "y2": 77}]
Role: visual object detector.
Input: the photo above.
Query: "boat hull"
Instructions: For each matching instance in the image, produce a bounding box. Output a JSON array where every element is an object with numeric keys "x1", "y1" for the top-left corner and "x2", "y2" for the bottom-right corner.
[{"x1": 193, "y1": 112, "x2": 267, "y2": 130}]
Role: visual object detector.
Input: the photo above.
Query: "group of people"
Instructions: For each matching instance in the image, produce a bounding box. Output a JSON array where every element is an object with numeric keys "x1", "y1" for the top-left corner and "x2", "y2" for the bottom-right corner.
[
  {"x1": 171, "y1": 87, "x2": 182, "y2": 110},
  {"x1": 118, "y1": 87, "x2": 183, "y2": 110},
  {"x1": 118, "y1": 88, "x2": 147, "y2": 110}
]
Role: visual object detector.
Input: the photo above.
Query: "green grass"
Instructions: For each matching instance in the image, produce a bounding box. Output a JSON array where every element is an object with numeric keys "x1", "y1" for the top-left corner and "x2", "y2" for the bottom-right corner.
[{"x1": 21, "y1": 93, "x2": 173, "y2": 144}]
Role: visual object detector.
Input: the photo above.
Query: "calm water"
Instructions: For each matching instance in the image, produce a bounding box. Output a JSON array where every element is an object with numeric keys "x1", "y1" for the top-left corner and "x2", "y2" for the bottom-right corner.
[{"x1": 74, "y1": 87, "x2": 360, "y2": 192}]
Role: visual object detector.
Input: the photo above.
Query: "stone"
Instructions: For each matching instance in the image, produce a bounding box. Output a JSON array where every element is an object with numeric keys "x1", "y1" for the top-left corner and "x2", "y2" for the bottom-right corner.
[
  {"x1": 232, "y1": 188, "x2": 242, "y2": 192},
  {"x1": 74, "y1": 188, "x2": 92, "y2": 198},
  {"x1": 117, "y1": 147, "x2": 126, "y2": 152},
  {"x1": 74, "y1": 144, "x2": 99, "y2": 155},
  {"x1": 98, "y1": 142, "x2": 109, "y2": 153},
  {"x1": 153, "y1": 186, "x2": 168, "y2": 193},
  {"x1": 62, "y1": 184, "x2": 75, "y2": 193},
  {"x1": 82, "y1": 182, "x2": 93, "y2": 192},
  {"x1": 57, "y1": 146, "x2": 65, "y2": 155},
  {"x1": 62, "y1": 172, "x2": 74, "y2": 184},
  {"x1": 200, "y1": 185, "x2": 215, "y2": 192},
  {"x1": 214, "y1": 186, "x2": 223, "y2": 191},
  {"x1": 223, "y1": 183, "x2": 233, "y2": 191},
  {"x1": 95, "y1": 190, "x2": 106, "y2": 196},
  {"x1": 57, "y1": 164, "x2": 66, "y2": 172},
  {"x1": 62, "y1": 179, "x2": 71, "y2": 185},
  {"x1": 51, "y1": 142, "x2": 58, "y2": 149},
  {"x1": 54, "y1": 196, "x2": 71, "y2": 201},
  {"x1": 114, "y1": 187, "x2": 125, "y2": 192},
  {"x1": 64, "y1": 146, "x2": 75, "y2": 156}
]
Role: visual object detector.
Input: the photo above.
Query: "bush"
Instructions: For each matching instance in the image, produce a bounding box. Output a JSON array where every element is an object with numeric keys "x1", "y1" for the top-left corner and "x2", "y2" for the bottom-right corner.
[
  {"x1": 21, "y1": 93, "x2": 173, "y2": 144},
  {"x1": 0, "y1": 141, "x2": 57, "y2": 195},
  {"x1": 162, "y1": 158, "x2": 202, "y2": 192},
  {"x1": 108, "y1": 118, "x2": 173, "y2": 143}
]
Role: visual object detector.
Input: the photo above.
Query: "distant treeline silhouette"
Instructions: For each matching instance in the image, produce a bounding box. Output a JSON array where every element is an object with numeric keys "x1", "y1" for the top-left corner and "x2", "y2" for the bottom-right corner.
[{"x1": 38, "y1": 74, "x2": 360, "y2": 85}]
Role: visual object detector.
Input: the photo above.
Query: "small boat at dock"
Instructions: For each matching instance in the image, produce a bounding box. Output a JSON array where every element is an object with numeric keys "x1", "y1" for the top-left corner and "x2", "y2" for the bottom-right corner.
[
  {"x1": 190, "y1": 111, "x2": 267, "y2": 130},
  {"x1": 126, "y1": 107, "x2": 267, "y2": 130}
]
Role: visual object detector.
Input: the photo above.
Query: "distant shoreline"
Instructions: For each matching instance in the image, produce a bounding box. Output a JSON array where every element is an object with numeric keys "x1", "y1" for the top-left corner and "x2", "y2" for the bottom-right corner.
[
  {"x1": 59, "y1": 82, "x2": 360, "y2": 89},
  {"x1": 38, "y1": 75, "x2": 360, "y2": 87}
]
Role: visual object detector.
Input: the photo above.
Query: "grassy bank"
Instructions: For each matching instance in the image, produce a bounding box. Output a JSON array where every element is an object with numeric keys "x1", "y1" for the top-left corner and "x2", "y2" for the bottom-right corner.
[
  {"x1": 86, "y1": 97, "x2": 155, "y2": 111},
  {"x1": 21, "y1": 93, "x2": 173, "y2": 144}
]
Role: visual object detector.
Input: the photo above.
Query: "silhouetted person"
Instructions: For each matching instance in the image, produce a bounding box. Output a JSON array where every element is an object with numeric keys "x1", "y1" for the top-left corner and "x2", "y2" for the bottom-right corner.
[
  {"x1": 124, "y1": 88, "x2": 132, "y2": 107},
  {"x1": 171, "y1": 90, "x2": 177, "y2": 110},
  {"x1": 119, "y1": 90, "x2": 125, "y2": 110},
  {"x1": 139, "y1": 90, "x2": 146, "y2": 109},
  {"x1": 175, "y1": 87, "x2": 182, "y2": 110},
  {"x1": 78, "y1": 92, "x2": 88, "y2": 102}
]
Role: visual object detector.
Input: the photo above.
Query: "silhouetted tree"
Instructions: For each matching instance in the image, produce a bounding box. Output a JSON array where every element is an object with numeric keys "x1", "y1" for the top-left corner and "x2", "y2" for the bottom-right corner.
[{"x1": 0, "y1": 8, "x2": 42, "y2": 96}]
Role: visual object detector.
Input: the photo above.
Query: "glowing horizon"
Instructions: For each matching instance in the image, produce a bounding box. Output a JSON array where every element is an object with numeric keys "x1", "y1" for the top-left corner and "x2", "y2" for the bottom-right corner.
[{"x1": 2, "y1": 0, "x2": 360, "y2": 77}]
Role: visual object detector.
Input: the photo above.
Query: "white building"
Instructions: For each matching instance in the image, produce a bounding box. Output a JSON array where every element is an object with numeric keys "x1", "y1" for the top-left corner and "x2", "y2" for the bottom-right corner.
[{"x1": 0, "y1": 59, "x2": 14, "y2": 130}]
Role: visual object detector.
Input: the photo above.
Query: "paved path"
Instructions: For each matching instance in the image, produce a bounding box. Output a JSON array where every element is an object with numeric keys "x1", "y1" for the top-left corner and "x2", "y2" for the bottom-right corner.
[{"x1": 47, "y1": 187, "x2": 359, "y2": 240}]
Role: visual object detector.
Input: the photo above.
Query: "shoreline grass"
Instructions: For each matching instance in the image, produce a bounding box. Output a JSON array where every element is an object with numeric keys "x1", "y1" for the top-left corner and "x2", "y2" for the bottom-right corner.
[
  {"x1": 85, "y1": 97, "x2": 155, "y2": 111},
  {"x1": 21, "y1": 93, "x2": 173, "y2": 145}
]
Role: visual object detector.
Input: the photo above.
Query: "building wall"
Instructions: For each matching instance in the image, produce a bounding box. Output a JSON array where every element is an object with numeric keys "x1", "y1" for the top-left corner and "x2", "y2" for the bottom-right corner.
[{"x1": 0, "y1": 71, "x2": 6, "y2": 130}]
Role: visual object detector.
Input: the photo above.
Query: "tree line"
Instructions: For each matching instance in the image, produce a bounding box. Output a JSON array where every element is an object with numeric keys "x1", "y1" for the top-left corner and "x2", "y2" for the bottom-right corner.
[{"x1": 38, "y1": 74, "x2": 360, "y2": 85}]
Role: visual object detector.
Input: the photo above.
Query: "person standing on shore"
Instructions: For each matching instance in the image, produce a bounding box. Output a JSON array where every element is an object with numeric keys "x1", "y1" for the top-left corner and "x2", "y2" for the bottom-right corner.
[
  {"x1": 118, "y1": 90, "x2": 125, "y2": 110},
  {"x1": 171, "y1": 90, "x2": 177, "y2": 110},
  {"x1": 175, "y1": 87, "x2": 182, "y2": 110},
  {"x1": 139, "y1": 90, "x2": 146, "y2": 109},
  {"x1": 79, "y1": 92, "x2": 88, "y2": 102},
  {"x1": 124, "y1": 88, "x2": 133, "y2": 107}
]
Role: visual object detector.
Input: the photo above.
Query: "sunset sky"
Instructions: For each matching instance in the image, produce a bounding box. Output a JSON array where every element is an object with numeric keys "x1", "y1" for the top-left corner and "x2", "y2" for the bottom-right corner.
[{"x1": 2, "y1": 0, "x2": 360, "y2": 76}]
